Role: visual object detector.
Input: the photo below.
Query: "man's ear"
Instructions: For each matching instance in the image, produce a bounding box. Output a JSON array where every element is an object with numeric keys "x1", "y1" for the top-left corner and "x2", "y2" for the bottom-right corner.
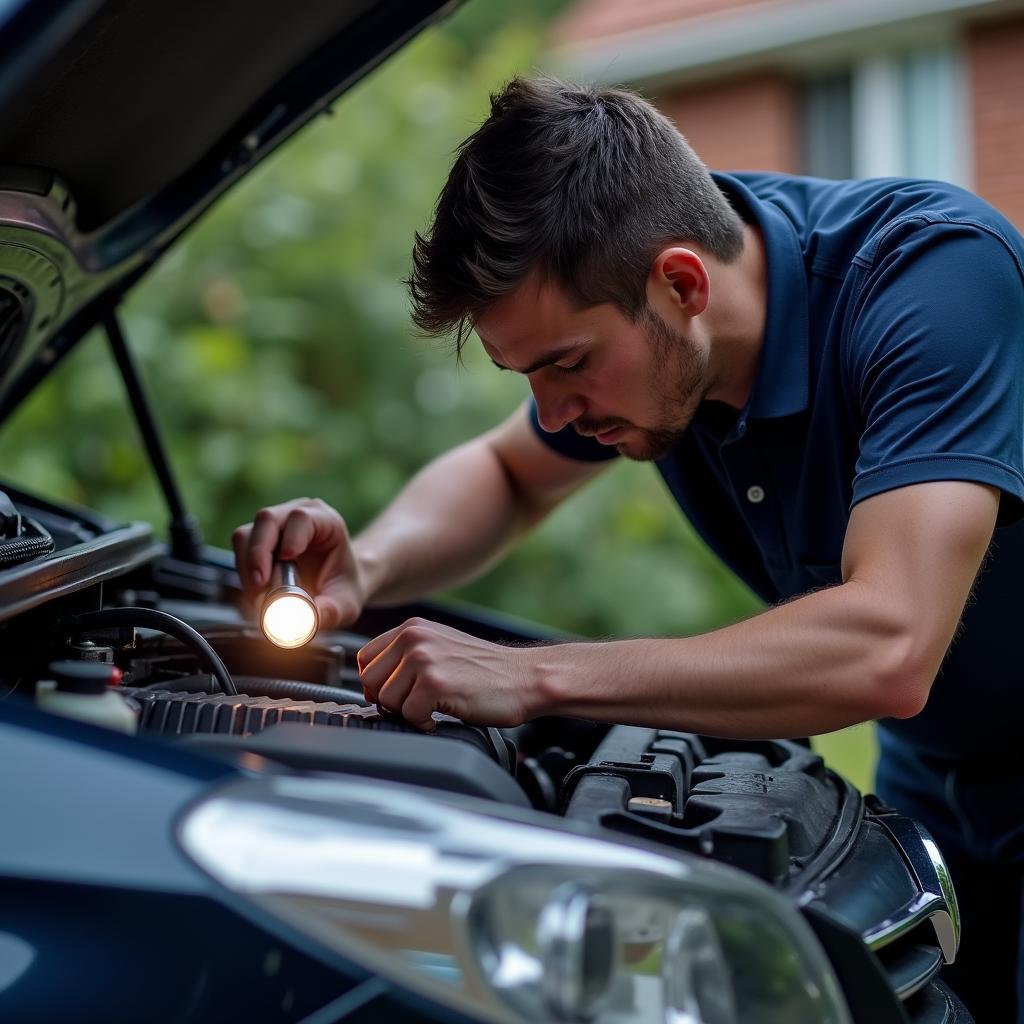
[{"x1": 649, "y1": 247, "x2": 710, "y2": 317}]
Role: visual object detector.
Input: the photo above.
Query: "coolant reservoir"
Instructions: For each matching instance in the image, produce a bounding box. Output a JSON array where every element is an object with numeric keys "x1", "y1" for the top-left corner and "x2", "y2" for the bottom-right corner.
[{"x1": 36, "y1": 660, "x2": 137, "y2": 734}]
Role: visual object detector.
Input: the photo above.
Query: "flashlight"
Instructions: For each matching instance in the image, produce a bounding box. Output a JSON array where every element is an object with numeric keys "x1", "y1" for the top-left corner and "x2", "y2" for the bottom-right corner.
[{"x1": 260, "y1": 560, "x2": 320, "y2": 649}]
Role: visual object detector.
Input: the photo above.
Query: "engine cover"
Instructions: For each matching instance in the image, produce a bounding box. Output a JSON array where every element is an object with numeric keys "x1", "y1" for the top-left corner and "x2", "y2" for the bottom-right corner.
[{"x1": 126, "y1": 686, "x2": 512, "y2": 770}]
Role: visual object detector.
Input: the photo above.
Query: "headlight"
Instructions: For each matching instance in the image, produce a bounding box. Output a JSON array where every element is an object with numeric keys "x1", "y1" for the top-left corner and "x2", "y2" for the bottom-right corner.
[{"x1": 179, "y1": 776, "x2": 850, "y2": 1024}]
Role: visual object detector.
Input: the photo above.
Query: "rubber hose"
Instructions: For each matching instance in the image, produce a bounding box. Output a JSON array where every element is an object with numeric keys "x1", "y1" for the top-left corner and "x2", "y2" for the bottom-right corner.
[
  {"x1": 143, "y1": 673, "x2": 366, "y2": 706},
  {"x1": 69, "y1": 608, "x2": 237, "y2": 696},
  {"x1": 0, "y1": 517, "x2": 55, "y2": 567}
]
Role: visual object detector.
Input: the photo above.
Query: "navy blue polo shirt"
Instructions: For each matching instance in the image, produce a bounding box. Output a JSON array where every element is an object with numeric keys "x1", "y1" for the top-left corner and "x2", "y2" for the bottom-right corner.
[{"x1": 529, "y1": 172, "x2": 1024, "y2": 758}]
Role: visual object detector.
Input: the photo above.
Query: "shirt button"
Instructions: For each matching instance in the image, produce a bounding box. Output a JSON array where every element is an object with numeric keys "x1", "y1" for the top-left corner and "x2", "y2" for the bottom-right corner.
[{"x1": 746, "y1": 485, "x2": 766, "y2": 504}]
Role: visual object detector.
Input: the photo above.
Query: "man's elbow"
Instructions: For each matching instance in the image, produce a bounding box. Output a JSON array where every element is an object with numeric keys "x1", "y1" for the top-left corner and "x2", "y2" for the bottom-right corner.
[{"x1": 870, "y1": 633, "x2": 939, "y2": 720}]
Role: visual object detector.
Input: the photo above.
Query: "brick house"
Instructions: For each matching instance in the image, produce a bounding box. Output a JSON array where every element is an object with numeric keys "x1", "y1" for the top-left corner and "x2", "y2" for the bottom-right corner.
[{"x1": 549, "y1": 0, "x2": 1024, "y2": 226}]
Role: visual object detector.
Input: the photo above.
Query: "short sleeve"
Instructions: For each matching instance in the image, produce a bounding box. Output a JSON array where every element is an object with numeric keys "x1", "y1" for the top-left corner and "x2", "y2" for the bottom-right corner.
[
  {"x1": 848, "y1": 222, "x2": 1024, "y2": 525},
  {"x1": 526, "y1": 398, "x2": 619, "y2": 463}
]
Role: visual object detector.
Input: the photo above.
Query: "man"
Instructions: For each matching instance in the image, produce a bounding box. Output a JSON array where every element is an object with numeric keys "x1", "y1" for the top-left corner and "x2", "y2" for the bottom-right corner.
[{"x1": 234, "y1": 78, "x2": 1024, "y2": 1020}]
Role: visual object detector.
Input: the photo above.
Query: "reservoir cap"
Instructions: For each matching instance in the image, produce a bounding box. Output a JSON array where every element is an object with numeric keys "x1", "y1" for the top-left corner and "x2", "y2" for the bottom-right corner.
[{"x1": 48, "y1": 660, "x2": 122, "y2": 694}]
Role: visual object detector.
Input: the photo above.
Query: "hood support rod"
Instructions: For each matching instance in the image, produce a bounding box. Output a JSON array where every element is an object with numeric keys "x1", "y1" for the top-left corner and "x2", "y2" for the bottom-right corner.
[{"x1": 103, "y1": 310, "x2": 204, "y2": 563}]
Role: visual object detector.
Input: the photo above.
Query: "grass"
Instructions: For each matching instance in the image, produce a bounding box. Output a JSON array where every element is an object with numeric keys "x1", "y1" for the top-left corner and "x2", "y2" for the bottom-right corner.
[{"x1": 811, "y1": 722, "x2": 879, "y2": 794}]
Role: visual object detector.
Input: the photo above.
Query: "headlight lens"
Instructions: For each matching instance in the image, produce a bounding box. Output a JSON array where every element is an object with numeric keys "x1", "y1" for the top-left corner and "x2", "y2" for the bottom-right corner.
[
  {"x1": 179, "y1": 776, "x2": 850, "y2": 1024},
  {"x1": 535, "y1": 884, "x2": 618, "y2": 1019}
]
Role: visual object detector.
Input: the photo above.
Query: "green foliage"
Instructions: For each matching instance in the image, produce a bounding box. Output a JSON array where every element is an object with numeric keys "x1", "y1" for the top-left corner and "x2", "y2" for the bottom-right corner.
[{"x1": 812, "y1": 723, "x2": 878, "y2": 793}]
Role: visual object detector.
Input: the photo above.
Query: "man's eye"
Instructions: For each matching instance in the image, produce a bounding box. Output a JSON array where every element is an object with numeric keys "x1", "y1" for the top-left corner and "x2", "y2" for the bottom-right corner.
[{"x1": 558, "y1": 356, "x2": 587, "y2": 375}]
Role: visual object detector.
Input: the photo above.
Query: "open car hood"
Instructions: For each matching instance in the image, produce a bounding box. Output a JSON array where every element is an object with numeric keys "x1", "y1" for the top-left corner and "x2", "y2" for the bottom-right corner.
[{"x1": 0, "y1": 0, "x2": 455, "y2": 422}]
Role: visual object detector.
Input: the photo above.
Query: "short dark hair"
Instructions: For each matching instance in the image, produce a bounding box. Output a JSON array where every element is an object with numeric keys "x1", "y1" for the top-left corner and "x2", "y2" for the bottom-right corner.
[{"x1": 407, "y1": 76, "x2": 745, "y2": 351}]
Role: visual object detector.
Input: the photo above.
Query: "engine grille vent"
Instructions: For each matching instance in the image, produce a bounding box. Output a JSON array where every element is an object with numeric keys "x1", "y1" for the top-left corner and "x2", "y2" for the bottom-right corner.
[{"x1": 123, "y1": 687, "x2": 511, "y2": 769}]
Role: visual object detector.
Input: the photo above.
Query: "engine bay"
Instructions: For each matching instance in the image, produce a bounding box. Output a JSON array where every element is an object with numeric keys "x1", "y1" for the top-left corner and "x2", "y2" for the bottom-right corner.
[
  {"x1": 0, "y1": 487, "x2": 968, "y2": 1021},
  {"x1": 0, "y1": 489, "x2": 855, "y2": 893},
  {"x1": 117, "y1": 615, "x2": 851, "y2": 889}
]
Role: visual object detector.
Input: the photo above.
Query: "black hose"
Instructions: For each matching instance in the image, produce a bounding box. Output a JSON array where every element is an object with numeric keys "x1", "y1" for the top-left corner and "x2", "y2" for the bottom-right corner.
[
  {"x1": 0, "y1": 517, "x2": 54, "y2": 567},
  {"x1": 142, "y1": 673, "x2": 366, "y2": 706},
  {"x1": 68, "y1": 608, "x2": 237, "y2": 696}
]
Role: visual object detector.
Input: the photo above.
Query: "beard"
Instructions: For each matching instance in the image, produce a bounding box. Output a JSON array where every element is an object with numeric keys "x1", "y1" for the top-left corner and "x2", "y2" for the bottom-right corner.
[{"x1": 575, "y1": 305, "x2": 709, "y2": 461}]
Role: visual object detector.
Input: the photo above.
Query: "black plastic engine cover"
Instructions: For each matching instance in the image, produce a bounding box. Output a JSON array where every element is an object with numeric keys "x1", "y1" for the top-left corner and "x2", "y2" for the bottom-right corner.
[
  {"x1": 181, "y1": 721, "x2": 530, "y2": 807},
  {"x1": 126, "y1": 687, "x2": 511, "y2": 771},
  {"x1": 562, "y1": 725, "x2": 841, "y2": 884}
]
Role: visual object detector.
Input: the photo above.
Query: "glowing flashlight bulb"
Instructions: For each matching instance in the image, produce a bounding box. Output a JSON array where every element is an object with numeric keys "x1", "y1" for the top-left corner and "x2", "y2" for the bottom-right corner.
[{"x1": 260, "y1": 561, "x2": 319, "y2": 648}]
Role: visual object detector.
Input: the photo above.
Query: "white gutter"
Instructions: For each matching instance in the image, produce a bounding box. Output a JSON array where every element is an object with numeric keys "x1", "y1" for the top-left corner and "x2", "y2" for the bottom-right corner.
[{"x1": 549, "y1": 0, "x2": 1020, "y2": 85}]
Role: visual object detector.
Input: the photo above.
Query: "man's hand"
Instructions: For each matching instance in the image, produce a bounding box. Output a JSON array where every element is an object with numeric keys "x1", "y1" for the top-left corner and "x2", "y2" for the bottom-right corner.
[
  {"x1": 231, "y1": 408, "x2": 608, "y2": 639},
  {"x1": 232, "y1": 497, "x2": 367, "y2": 629},
  {"x1": 357, "y1": 618, "x2": 539, "y2": 731}
]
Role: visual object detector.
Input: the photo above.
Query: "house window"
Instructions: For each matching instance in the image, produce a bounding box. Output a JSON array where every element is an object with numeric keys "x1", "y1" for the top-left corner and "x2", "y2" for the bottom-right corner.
[
  {"x1": 800, "y1": 42, "x2": 968, "y2": 185},
  {"x1": 800, "y1": 71, "x2": 853, "y2": 179}
]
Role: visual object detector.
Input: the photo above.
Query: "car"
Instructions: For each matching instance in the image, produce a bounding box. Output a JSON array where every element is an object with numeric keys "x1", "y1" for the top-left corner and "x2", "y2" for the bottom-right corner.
[{"x1": 0, "y1": 1, "x2": 971, "y2": 1022}]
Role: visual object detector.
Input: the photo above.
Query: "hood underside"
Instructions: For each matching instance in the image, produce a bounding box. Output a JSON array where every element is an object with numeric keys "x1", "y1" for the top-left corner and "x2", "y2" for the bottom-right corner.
[{"x1": 0, "y1": 0, "x2": 455, "y2": 418}]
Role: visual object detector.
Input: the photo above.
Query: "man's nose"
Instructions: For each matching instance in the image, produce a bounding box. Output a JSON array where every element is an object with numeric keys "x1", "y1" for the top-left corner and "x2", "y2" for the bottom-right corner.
[{"x1": 531, "y1": 379, "x2": 585, "y2": 433}]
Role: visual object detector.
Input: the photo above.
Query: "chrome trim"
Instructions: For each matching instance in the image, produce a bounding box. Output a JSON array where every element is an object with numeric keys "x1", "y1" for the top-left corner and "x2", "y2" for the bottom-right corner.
[{"x1": 866, "y1": 816, "x2": 960, "y2": 963}]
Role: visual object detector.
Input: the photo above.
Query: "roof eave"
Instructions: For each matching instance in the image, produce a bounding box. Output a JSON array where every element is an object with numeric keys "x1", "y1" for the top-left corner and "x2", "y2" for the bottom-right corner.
[{"x1": 548, "y1": 0, "x2": 1019, "y2": 87}]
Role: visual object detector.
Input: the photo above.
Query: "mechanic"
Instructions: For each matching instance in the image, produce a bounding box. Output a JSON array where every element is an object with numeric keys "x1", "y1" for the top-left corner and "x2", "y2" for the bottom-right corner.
[{"x1": 234, "y1": 78, "x2": 1024, "y2": 1021}]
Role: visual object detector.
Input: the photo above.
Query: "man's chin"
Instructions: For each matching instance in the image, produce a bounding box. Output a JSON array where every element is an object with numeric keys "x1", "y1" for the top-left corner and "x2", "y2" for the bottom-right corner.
[{"x1": 617, "y1": 431, "x2": 678, "y2": 462}]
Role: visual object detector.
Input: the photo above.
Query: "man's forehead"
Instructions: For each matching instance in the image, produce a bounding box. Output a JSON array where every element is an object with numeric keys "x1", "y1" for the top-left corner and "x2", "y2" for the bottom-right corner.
[{"x1": 474, "y1": 275, "x2": 590, "y2": 361}]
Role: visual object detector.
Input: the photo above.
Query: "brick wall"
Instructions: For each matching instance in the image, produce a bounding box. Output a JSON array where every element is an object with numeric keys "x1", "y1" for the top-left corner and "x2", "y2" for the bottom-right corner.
[
  {"x1": 968, "y1": 15, "x2": 1024, "y2": 228},
  {"x1": 653, "y1": 73, "x2": 798, "y2": 174}
]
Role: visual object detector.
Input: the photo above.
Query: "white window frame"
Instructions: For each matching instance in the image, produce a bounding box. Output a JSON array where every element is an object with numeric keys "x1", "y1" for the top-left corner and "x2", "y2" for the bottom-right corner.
[{"x1": 851, "y1": 41, "x2": 970, "y2": 185}]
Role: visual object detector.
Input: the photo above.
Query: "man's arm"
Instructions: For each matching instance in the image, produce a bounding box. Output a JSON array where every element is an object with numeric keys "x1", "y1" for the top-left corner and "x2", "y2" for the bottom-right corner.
[
  {"x1": 234, "y1": 405, "x2": 608, "y2": 628},
  {"x1": 351, "y1": 405, "x2": 608, "y2": 604},
  {"x1": 358, "y1": 480, "x2": 998, "y2": 734}
]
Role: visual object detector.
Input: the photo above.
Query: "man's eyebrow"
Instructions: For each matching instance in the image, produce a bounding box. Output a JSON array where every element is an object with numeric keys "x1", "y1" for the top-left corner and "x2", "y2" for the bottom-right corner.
[{"x1": 489, "y1": 343, "x2": 584, "y2": 375}]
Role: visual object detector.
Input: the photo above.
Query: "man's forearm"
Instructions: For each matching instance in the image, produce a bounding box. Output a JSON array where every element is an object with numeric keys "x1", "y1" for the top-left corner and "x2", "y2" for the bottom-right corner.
[
  {"x1": 529, "y1": 580, "x2": 931, "y2": 738},
  {"x1": 355, "y1": 482, "x2": 990, "y2": 737},
  {"x1": 353, "y1": 438, "x2": 544, "y2": 606}
]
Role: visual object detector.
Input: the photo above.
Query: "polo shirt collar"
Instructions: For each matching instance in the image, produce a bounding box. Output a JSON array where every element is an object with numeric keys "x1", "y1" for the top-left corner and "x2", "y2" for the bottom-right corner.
[{"x1": 711, "y1": 172, "x2": 809, "y2": 420}]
